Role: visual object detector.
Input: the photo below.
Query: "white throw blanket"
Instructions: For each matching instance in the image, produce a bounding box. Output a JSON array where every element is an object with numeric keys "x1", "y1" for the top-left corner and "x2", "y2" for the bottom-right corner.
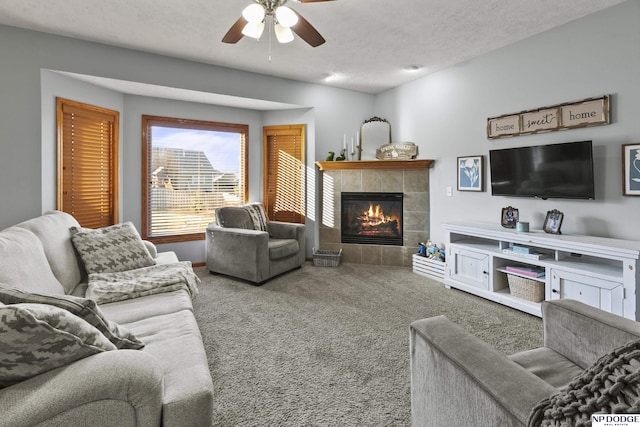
[{"x1": 86, "y1": 261, "x2": 200, "y2": 304}]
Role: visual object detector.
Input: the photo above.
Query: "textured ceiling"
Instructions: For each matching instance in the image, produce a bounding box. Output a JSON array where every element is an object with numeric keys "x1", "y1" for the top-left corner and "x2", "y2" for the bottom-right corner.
[{"x1": 0, "y1": 0, "x2": 625, "y2": 94}]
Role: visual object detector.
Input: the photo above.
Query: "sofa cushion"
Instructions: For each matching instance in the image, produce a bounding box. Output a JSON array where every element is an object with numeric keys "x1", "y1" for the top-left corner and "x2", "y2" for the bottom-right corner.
[
  {"x1": 0, "y1": 301, "x2": 116, "y2": 388},
  {"x1": 0, "y1": 287, "x2": 144, "y2": 349},
  {"x1": 100, "y1": 289, "x2": 194, "y2": 324},
  {"x1": 215, "y1": 206, "x2": 254, "y2": 230},
  {"x1": 268, "y1": 238, "x2": 299, "y2": 260},
  {"x1": 0, "y1": 227, "x2": 65, "y2": 294},
  {"x1": 244, "y1": 203, "x2": 269, "y2": 232},
  {"x1": 509, "y1": 347, "x2": 583, "y2": 389},
  {"x1": 123, "y1": 309, "x2": 213, "y2": 426},
  {"x1": 70, "y1": 222, "x2": 156, "y2": 274},
  {"x1": 14, "y1": 211, "x2": 84, "y2": 294}
]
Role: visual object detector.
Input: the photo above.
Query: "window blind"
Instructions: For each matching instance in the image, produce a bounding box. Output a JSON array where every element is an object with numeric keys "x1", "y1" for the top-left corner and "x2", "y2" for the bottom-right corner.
[
  {"x1": 142, "y1": 115, "x2": 248, "y2": 242},
  {"x1": 57, "y1": 98, "x2": 118, "y2": 229},
  {"x1": 263, "y1": 125, "x2": 305, "y2": 224}
]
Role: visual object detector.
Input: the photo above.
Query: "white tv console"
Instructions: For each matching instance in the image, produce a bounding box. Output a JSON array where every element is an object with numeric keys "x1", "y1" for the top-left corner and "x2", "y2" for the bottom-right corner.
[{"x1": 443, "y1": 222, "x2": 640, "y2": 320}]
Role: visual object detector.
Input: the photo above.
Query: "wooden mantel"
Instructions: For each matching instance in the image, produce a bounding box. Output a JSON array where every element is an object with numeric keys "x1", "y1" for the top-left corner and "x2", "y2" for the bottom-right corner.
[{"x1": 315, "y1": 159, "x2": 434, "y2": 171}]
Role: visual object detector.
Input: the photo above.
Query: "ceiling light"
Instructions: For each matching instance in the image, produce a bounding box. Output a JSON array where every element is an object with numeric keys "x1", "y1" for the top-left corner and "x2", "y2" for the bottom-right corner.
[
  {"x1": 320, "y1": 72, "x2": 336, "y2": 81},
  {"x1": 242, "y1": 22, "x2": 265, "y2": 39},
  {"x1": 404, "y1": 64, "x2": 424, "y2": 72},
  {"x1": 242, "y1": 4, "x2": 266, "y2": 23},
  {"x1": 275, "y1": 6, "x2": 298, "y2": 27},
  {"x1": 275, "y1": 24, "x2": 295, "y2": 43},
  {"x1": 223, "y1": 1, "x2": 326, "y2": 48}
]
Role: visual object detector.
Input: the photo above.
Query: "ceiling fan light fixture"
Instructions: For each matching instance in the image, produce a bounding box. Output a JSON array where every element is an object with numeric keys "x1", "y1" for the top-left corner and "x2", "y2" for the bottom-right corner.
[
  {"x1": 242, "y1": 3, "x2": 266, "y2": 23},
  {"x1": 275, "y1": 6, "x2": 299, "y2": 28},
  {"x1": 242, "y1": 21, "x2": 265, "y2": 39},
  {"x1": 275, "y1": 24, "x2": 295, "y2": 43}
]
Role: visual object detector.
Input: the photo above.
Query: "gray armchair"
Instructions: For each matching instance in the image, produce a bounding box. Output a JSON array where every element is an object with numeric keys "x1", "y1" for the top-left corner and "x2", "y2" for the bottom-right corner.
[
  {"x1": 410, "y1": 299, "x2": 640, "y2": 427},
  {"x1": 206, "y1": 206, "x2": 305, "y2": 284}
]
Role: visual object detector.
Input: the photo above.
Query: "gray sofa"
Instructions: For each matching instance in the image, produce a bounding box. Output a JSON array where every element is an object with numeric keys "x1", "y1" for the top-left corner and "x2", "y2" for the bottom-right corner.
[
  {"x1": 206, "y1": 205, "x2": 305, "y2": 283},
  {"x1": 410, "y1": 299, "x2": 640, "y2": 427},
  {"x1": 0, "y1": 211, "x2": 213, "y2": 427}
]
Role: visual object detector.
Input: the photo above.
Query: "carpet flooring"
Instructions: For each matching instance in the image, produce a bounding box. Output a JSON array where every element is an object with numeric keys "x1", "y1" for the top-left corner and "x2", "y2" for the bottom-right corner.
[{"x1": 192, "y1": 262, "x2": 543, "y2": 426}]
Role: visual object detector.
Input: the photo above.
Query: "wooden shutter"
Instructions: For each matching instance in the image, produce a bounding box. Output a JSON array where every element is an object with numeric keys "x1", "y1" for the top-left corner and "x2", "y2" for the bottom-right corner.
[
  {"x1": 57, "y1": 98, "x2": 119, "y2": 228},
  {"x1": 263, "y1": 125, "x2": 305, "y2": 223}
]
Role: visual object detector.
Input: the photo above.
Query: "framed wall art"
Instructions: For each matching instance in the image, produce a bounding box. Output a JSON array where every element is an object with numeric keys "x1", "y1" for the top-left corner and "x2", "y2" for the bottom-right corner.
[
  {"x1": 457, "y1": 155, "x2": 484, "y2": 192},
  {"x1": 622, "y1": 143, "x2": 640, "y2": 196}
]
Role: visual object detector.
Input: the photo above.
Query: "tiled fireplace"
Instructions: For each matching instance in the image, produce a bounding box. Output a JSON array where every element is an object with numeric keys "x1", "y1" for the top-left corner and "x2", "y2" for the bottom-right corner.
[{"x1": 317, "y1": 160, "x2": 432, "y2": 267}]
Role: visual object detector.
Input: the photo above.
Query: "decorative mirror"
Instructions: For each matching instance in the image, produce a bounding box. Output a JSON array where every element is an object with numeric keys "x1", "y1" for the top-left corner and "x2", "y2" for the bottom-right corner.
[{"x1": 360, "y1": 117, "x2": 391, "y2": 160}]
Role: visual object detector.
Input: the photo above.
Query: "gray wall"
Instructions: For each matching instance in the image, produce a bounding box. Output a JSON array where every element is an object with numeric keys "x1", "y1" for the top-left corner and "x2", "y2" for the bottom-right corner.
[
  {"x1": 2, "y1": 1, "x2": 639, "y2": 263},
  {"x1": 0, "y1": 24, "x2": 372, "y2": 262},
  {"x1": 375, "y1": 0, "x2": 640, "y2": 246}
]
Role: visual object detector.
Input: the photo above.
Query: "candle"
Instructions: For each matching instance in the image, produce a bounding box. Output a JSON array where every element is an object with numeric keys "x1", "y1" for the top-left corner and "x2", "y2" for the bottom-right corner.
[
  {"x1": 343, "y1": 134, "x2": 346, "y2": 150},
  {"x1": 351, "y1": 137, "x2": 354, "y2": 154},
  {"x1": 356, "y1": 131, "x2": 359, "y2": 147}
]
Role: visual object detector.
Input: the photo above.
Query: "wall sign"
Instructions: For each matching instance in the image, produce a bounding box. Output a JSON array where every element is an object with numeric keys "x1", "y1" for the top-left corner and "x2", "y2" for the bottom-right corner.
[
  {"x1": 375, "y1": 142, "x2": 418, "y2": 160},
  {"x1": 487, "y1": 95, "x2": 610, "y2": 139}
]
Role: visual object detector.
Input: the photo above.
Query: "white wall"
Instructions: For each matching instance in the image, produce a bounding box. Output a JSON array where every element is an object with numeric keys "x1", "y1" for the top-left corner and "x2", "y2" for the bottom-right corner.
[{"x1": 375, "y1": 0, "x2": 640, "y2": 246}]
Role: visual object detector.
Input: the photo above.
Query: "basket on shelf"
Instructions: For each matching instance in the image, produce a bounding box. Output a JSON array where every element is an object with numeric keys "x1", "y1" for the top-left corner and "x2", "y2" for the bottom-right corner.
[
  {"x1": 507, "y1": 274, "x2": 544, "y2": 302},
  {"x1": 312, "y1": 248, "x2": 342, "y2": 267}
]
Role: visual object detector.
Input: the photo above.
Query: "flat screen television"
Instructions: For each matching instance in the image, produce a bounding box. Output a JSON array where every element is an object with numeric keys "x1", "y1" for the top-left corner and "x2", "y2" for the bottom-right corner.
[{"x1": 489, "y1": 141, "x2": 595, "y2": 200}]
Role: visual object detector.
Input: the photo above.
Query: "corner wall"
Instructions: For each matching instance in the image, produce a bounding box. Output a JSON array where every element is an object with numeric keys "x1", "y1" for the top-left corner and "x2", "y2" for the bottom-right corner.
[{"x1": 374, "y1": 1, "x2": 640, "y2": 245}]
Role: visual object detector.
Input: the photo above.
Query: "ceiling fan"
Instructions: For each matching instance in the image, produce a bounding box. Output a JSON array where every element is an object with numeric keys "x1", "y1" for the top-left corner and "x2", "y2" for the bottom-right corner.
[{"x1": 222, "y1": 0, "x2": 333, "y2": 48}]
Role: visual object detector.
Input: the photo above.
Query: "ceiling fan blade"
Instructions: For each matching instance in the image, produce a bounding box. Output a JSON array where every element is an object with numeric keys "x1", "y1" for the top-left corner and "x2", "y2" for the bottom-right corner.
[
  {"x1": 222, "y1": 16, "x2": 248, "y2": 44},
  {"x1": 291, "y1": 11, "x2": 325, "y2": 47}
]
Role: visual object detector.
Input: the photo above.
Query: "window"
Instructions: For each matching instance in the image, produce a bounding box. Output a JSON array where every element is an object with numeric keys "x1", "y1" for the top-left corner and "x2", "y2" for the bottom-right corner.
[
  {"x1": 56, "y1": 98, "x2": 119, "y2": 228},
  {"x1": 263, "y1": 125, "x2": 305, "y2": 223},
  {"x1": 142, "y1": 115, "x2": 248, "y2": 243}
]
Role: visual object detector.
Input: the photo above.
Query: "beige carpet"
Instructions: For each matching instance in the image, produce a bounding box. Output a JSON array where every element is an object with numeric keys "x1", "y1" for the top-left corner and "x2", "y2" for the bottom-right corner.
[{"x1": 192, "y1": 262, "x2": 542, "y2": 426}]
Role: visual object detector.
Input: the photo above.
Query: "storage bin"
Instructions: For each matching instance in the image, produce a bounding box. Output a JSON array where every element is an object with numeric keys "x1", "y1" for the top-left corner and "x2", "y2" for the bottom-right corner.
[
  {"x1": 507, "y1": 274, "x2": 544, "y2": 302},
  {"x1": 312, "y1": 248, "x2": 342, "y2": 267}
]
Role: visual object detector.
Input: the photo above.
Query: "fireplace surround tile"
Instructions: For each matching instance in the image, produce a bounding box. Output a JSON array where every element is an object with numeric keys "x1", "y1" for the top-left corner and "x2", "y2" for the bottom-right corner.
[{"x1": 318, "y1": 164, "x2": 430, "y2": 267}]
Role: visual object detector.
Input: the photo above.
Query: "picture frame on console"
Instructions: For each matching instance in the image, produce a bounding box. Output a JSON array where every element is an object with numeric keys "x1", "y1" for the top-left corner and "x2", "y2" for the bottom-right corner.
[
  {"x1": 501, "y1": 206, "x2": 519, "y2": 229},
  {"x1": 622, "y1": 143, "x2": 640, "y2": 196},
  {"x1": 457, "y1": 155, "x2": 484, "y2": 192},
  {"x1": 543, "y1": 209, "x2": 564, "y2": 234}
]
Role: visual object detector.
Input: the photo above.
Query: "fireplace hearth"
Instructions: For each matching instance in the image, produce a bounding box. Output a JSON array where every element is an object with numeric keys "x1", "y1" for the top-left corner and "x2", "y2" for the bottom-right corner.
[{"x1": 341, "y1": 192, "x2": 403, "y2": 246}]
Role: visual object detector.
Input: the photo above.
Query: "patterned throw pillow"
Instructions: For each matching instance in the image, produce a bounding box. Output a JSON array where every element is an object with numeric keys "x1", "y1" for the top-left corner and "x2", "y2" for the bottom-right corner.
[
  {"x1": 244, "y1": 203, "x2": 269, "y2": 232},
  {"x1": 70, "y1": 222, "x2": 156, "y2": 275},
  {"x1": 0, "y1": 287, "x2": 144, "y2": 349},
  {"x1": 0, "y1": 302, "x2": 116, "y2": 388}
]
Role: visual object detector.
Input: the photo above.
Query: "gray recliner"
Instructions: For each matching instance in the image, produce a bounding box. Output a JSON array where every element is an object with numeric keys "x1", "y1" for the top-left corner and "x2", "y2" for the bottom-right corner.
[
  {"x1": 410, "y1": 299, "x2": 640, "y2": 427},
  {"x1": 206, "y1": 206, "x2": 305, "y2": 284}
]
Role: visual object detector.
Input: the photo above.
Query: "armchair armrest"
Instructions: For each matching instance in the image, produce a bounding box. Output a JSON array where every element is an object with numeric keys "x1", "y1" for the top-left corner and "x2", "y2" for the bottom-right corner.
[
  {"x1": 542, "y1": 299, "x2": 640, "y2": 369},
  {"x1": 410, "y1": 316, "x2": 556, "y2": 427},
  {"x1": 0, "y1": 350, "x2": 163, "y2": 427},
  {"x1": 206, "y1": 225, "x2": 270, "y2": 282},
  {"x1": 268, "y1": 221, "x2": 305, "y2": 240}
]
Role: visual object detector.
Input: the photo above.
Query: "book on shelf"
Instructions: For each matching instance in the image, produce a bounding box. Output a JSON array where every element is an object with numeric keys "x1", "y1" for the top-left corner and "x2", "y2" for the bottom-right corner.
[
  {"x1": 502, "y1": 248, "x2": 546, "y2": 260},
  {"x1": 505, "y1": 265, "x2": 545, "y2": 278},
  {"x1": 511, "y1": 244, "x2": 535, "y2": 254}
]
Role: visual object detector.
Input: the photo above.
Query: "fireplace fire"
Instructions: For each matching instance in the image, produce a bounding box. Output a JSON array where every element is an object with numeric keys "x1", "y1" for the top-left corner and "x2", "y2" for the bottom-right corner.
[{"x1": 341, "y1": 192, "x2": 403, "y2": 246}]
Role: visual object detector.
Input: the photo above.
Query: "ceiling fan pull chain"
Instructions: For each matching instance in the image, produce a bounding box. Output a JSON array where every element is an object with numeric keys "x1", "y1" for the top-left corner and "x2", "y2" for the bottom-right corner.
[{"x1": 268, "y1": 15, "x2": 273, "y2": 62}]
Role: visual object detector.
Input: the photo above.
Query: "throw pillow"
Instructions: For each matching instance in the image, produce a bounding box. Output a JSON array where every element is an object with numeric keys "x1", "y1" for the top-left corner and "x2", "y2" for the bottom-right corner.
[
  {"x1": 70, "y1": 222, "x2": 156, "y2": 275},
  {"x1": 0, "y1": 287, "x2": 145, "y2": 349},
  {"x1": 244, "y1": 203, "x2": 269, "y2": 232},
  {"x1": 528, "y1": 339, "x2": 640, "y2": 427},
  {"x1": 0, "y1": 302, "x2": 116, "y2": 388}
]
